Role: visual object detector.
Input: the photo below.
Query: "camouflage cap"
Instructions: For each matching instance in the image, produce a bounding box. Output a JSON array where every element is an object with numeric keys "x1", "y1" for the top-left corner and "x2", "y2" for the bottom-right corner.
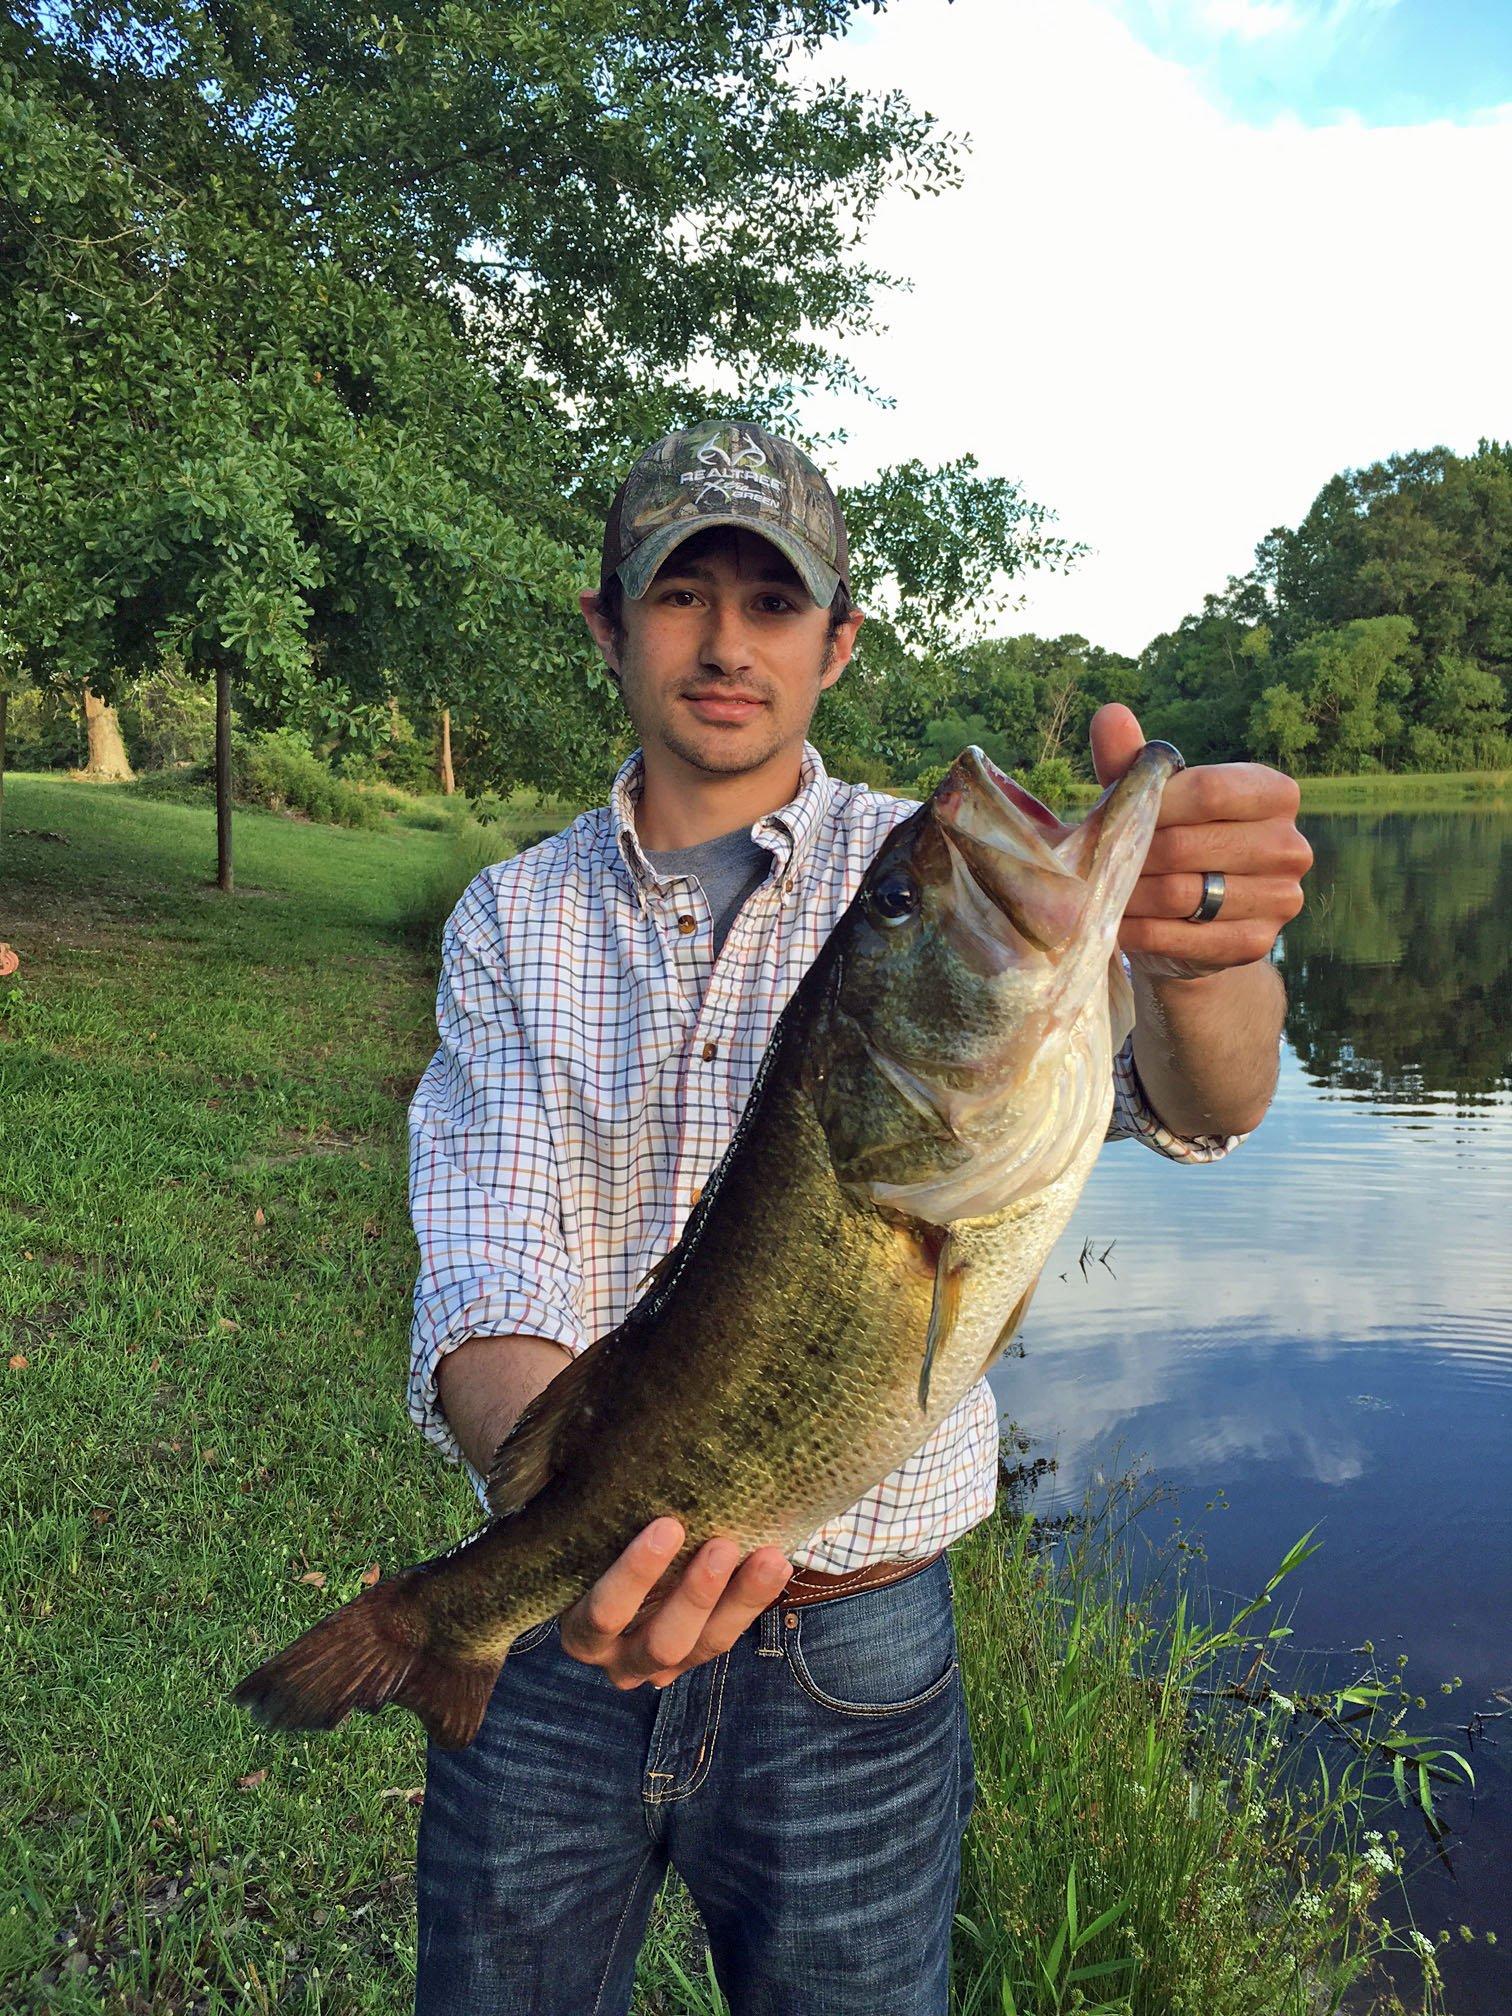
[{"x1": 601, "y1": 420, "x2": 849, "y2": 607}]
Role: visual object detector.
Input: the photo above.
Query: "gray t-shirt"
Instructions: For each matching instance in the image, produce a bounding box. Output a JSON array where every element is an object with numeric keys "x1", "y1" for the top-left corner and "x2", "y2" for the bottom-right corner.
[{"x1": 643, "y1": 826, "x2": 772, "y2": 959}]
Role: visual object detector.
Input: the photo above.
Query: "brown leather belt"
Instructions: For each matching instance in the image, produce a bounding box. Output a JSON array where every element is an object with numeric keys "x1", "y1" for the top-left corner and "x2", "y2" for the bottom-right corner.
[{"x1": 765, "y1": 1548, "x2": 944, "y2": 1613}]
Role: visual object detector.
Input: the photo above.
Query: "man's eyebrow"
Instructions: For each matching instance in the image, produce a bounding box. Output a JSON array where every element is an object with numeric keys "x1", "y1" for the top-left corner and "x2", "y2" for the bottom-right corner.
[
  {"x1": 655, "y1": 560, "x2": 807, "y2": 591},
  {"x1": 657, "y1": 561, "x2": 717, "y2": 583}
]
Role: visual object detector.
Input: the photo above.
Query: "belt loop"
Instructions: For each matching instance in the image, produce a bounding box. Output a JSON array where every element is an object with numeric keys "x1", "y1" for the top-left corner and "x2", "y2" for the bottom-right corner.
[{"x1": 756, "y1": 1601, "x2": 785, "y2": 1657}]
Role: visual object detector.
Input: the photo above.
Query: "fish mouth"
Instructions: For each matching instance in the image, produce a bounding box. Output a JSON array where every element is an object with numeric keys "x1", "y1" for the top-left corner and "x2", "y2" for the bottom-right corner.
[{"x1": 931, "y1": 743, "x2": 1183, "y2": 954}]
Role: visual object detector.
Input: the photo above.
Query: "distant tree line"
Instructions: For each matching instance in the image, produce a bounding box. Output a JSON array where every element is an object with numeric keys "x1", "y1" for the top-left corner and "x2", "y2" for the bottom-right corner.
[{"x1": 873, "y1": 441, "x2": 1512, "y2": 796}]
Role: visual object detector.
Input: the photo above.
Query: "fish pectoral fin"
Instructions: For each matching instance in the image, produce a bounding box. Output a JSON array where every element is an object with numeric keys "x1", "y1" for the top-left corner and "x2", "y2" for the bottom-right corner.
[
  {"x1": 918, "y1": 1229, "x2": 966, "y2": 1414},
  {"x1": 978, "y1": 1279, "x2": 1037, "y2": 1382},
  {"x1": 484, "y1": 1344, "x2": 600, "y2": 1518}
]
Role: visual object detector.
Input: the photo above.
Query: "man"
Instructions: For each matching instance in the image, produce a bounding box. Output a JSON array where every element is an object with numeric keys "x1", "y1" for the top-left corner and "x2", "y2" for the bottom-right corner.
[{"x1": 406, "y1": 421, "x2": 1310, "y2": 2015}]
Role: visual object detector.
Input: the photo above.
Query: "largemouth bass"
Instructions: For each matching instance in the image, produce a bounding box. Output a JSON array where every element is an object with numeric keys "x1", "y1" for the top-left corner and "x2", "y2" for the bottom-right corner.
[{"x1": 234, "y1": 739, "x2": 1182, "y2": 1748}]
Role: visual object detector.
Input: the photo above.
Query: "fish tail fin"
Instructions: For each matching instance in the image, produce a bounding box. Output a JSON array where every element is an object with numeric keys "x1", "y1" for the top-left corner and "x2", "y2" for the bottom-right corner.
[{"x1": 232, "y1": 1571, "x2": 503, "y2": 1750}]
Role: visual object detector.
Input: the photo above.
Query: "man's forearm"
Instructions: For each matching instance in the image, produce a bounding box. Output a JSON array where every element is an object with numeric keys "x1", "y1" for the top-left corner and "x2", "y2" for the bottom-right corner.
[
  {"x1": 1130, "y1": 957, "x2": 1285, "y2": 1139},
  {"x1": 437, "y1": 1334, "x2": 574, "y2": 1475}
]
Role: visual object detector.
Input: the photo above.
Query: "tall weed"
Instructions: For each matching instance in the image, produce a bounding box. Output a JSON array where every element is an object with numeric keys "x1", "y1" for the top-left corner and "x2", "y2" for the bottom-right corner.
[
  {"x1": 948, "y1": 1476, "x2": 1469, "y2": 2015},
  {"x1": 399, "y1": 819, "x2": 517, "y2": 957}
]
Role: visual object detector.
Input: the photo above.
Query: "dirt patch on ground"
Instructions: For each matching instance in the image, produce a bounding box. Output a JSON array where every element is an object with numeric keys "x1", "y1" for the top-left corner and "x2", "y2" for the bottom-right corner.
[{"x1": 233, "y1": 1127, "x2": 374, "y2": 1171}]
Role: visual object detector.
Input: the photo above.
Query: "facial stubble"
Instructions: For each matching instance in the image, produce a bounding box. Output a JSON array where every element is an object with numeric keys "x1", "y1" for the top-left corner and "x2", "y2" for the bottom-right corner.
[{"x1": 617, "y1": 636, "x2": 838, "y2": 780}]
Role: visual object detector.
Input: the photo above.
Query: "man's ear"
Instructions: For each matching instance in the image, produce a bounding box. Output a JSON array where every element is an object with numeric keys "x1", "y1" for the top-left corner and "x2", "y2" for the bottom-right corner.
[
  {"x1": 579, "y1": 589, "x2": 622, "y2": 679},
  {"x1": 819, "y1": 608, "x2": 864, "y2": 693}
]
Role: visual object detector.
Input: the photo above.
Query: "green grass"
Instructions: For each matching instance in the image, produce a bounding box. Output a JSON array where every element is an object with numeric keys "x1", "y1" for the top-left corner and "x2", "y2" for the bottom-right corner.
[
  {"x1": 1, "y1": 779, "x2": 1463, "y2": 2014},
  {"x1": 1051, "y1": 769, "x2": 1511, "y2": 816},
  {"x1": 876, "y1": 768, "x2": 1512, "y2": 819},
  {"x1": 1293, "y1": 770, "x2": 1511, "y2": 811}
]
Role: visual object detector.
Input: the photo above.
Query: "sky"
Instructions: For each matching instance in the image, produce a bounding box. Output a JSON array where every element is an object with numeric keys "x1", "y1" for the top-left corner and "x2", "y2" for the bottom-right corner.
[{"x1": 801, "y1": 0, "x2": 1512, "y2": 654}]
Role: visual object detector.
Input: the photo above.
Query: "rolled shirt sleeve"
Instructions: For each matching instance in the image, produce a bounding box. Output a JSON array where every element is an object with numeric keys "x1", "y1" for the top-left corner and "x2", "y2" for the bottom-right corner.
[
  {"x1": 407, "y1": 874, "x2": 587, "y2": 1468},
  {"x1": 1106, "y1": 1033, "x2": 1245, "y2": 1163}
]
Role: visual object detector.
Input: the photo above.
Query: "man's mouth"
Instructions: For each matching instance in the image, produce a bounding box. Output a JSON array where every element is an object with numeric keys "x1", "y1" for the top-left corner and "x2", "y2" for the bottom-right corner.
[{"x1": 682, "y1": 692, "x2": 767, "y2": 723}]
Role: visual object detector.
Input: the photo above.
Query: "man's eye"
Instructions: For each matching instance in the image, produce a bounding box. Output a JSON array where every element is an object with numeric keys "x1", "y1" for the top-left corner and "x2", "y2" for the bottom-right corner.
[{"x1": 755, "y1": 595, "x2": 794, "y2": 613}]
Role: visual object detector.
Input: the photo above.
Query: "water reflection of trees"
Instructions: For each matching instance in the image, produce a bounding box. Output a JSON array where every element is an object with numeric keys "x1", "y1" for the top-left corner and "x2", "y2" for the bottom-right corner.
[{"x1": 1280, "y1": 813, "x2": 1511, "y2": 1102}]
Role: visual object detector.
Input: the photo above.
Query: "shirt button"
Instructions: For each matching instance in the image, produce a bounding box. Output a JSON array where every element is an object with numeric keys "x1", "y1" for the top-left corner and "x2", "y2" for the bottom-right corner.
[
  {"x1": 701, "y1": 1041, "x2": 718, "y2": 1062},
  {"x1": 677, "y1": 915, "x2": 696, "y2": 935}
]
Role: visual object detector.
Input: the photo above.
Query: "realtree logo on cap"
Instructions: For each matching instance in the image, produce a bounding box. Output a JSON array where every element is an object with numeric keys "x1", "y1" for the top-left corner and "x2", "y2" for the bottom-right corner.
[{"x1": 602, "y1": 421, "x2": 850, "y2": 608}]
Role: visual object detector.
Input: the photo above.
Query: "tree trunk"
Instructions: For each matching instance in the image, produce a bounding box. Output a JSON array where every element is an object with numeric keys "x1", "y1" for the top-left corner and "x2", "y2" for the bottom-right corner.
[
  {"x1": 80, "y1": 689, "x2": 136, "y2": 780},
  {"x1": 0, "y1": 689, "x2": 8, "y2": 837},
  {"x1": 437, "y1": 707, "x2": 455, "y2": 796},
  {"x1": 215, "y1": 657, "x2": 234, "y2": 893}
]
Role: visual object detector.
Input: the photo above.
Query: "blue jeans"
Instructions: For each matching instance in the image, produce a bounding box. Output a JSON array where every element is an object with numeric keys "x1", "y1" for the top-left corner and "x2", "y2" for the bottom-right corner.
[{"x1": 415, "y1": 1554, "x2": 976, "y2": 2015}]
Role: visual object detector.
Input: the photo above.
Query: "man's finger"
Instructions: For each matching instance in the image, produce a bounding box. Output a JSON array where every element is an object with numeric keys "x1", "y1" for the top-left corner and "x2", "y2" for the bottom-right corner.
[
  {"x1": 1118, "y1": 916, "x2": 1284, "y2": 969},
  {"x1": 1122, "y1": 874, "x2": 1306, "y2": 925},
  {"x1": 1089, "y1": 703, "x2": 1144, "y2": 789},
  {"x1": 561, "y1": 1517, "x2": 686, "y2": 1651},
  {"x1": 1154, "y1": 762, "x2": 1301, "y2": 828},
  {"x1": 1141, "y1": 817, "x2": 1315, "y2": 879},
  {"x1": 616, "y1": 1535, "x2": 742, "y2": 1677},
  {"x1": 641, "y1": 1548, "x2": 794, "y2": 1684}
]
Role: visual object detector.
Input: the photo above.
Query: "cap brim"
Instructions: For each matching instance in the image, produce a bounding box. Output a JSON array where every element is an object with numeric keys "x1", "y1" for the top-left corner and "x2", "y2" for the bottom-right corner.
[{"x1": 616, "y1": 517, "x2": 841, "y2": 608}]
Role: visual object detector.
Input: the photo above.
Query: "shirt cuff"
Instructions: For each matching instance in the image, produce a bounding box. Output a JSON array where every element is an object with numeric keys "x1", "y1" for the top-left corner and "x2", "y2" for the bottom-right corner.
[
  {"x1": 408, "y1": 1285, "x2": 587, "y2": 1472},
  {"x1": 1108, "y1": 1036, "x2": 1245, "y2": 1163}
]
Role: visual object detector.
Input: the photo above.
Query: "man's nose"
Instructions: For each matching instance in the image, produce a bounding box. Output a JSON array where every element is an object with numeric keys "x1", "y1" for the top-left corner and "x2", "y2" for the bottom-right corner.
[{"x1": 698, "y1": 600, "x2": 756, "y2": 674}]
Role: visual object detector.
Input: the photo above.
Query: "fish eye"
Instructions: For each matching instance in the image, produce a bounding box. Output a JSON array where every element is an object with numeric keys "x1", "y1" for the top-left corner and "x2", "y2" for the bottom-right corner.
[{"x1": 867, "y1": 865, "x2": 920, "y2": 928}]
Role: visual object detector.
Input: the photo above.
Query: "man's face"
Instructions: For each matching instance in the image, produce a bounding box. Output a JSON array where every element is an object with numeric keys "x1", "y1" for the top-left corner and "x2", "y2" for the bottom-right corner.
[{"x1": 580, "y1": 527, "x2": 862, "y2": 779}]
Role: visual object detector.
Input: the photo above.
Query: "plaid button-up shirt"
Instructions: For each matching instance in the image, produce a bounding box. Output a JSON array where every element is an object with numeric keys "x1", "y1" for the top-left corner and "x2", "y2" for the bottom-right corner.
[{"x1": 408, "y1": 744, "x2": 1237, "y2": 1571}]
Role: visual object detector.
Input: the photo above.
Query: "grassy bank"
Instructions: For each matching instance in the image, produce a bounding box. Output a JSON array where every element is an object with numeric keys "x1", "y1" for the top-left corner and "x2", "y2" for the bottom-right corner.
[
  {"x1": 2, "y1": 781, "x2": 1455, "y2": 2014},
  {"x1": 1293, "y1": 770, "x2": 1510, "y2": 812},
  {"x1": 1051, "y1": 769, "x2": 1510, "y2": 815},
  {"x1": 867, "y1": 766, "x2": 1511, "y2": 817}
]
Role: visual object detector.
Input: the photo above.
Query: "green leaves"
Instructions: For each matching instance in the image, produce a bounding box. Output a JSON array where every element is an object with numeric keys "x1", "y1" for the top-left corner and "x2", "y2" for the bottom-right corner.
[
  {"x1": 1141, "y1": 442, "x2": 1512, "y2": 773},
  {"x1": 2, "y1": 3, "x2": 1021, "y2": 800}
]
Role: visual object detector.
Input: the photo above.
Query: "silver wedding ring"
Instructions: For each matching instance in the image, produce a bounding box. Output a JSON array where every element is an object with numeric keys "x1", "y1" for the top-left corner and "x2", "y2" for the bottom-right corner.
[{"x1": 1186, "y1": 871, "x2": 1227, "y2": 924}]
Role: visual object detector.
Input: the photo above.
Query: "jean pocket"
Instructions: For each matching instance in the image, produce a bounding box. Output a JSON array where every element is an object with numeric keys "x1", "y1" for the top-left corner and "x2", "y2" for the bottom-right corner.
[
  {"x1": 785, "y1": 1561, "x2": 958, "y2": 1719},
  {"x1": 508, "y1": 1617, "x2": 556, "y2": 1656}
]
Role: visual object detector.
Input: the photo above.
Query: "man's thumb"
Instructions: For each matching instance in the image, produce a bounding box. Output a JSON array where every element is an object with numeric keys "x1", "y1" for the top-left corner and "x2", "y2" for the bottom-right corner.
[{"x1": 1089, "y1": 704, "x2": 1145, "y2": 789}]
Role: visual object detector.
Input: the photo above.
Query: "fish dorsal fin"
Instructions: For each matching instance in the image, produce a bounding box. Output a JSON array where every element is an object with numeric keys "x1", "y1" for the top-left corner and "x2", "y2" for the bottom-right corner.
[
  {"x1": 484, "y1": 1346, "x2": 601, "y2": 1518},
  {"x1": 918, "y1": 1227, "x2": 965, "y2": 1413}
]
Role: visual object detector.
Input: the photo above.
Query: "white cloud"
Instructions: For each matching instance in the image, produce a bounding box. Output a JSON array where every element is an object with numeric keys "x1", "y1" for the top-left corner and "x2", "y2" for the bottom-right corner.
[
  {"x1": 804, "y1": 0, "x2": 1512, "y2": 655},
  {"x1": 1192, "y1": 0, "x2": 1305, "y2": 42},
  {"x1": 1139, "y1": 0, "x2": 1401, "y2": 48}
]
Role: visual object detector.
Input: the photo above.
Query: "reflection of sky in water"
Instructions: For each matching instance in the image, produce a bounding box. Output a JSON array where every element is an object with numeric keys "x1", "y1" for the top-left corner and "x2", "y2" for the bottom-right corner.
[{"x1": 987, "y1": 814, "x2": 1512, "y2": 2011}]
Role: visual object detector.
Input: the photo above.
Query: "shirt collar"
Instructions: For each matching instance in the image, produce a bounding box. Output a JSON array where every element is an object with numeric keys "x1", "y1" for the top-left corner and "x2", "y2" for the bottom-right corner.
[{"x1": 609, "y1": 742, "x2": 833, "y2": 895}]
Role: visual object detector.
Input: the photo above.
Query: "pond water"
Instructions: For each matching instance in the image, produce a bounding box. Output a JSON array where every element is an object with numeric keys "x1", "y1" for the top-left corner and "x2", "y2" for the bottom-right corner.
[{"x1": 989, "y1": 810, "x2": 1512, "y2": 2014}]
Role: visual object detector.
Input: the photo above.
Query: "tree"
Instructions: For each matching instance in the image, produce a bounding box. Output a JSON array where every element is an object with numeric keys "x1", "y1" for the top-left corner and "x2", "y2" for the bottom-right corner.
[
  {"x1": 1138, "y1": 576, "x2": 1271, "y2": 766},
  {"x1": 79, "y1": 692, "x2": 135, "y2": 781},
  {"x1": 1257, "y1": 442, "x2": 1512, "y2": 680},
  {"x1": 813, "y1": 458, "x2": 1085, "y2": 782},
  {"x1": 1405, "y1": 652, "x2": 1510, "y2": 770},
  {"x1": 2, "y1": 0, "x2": 975, "y2": 871},
  {"x1": 1247, "y1": 682, "x2": 1316, "y2": 772},
  {"x1": 1281, "y1": 616, "x2": 1416, "y2": 771},
  {"x1": 436, "y1": 710, "x2": 455, "y2": 797}
]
